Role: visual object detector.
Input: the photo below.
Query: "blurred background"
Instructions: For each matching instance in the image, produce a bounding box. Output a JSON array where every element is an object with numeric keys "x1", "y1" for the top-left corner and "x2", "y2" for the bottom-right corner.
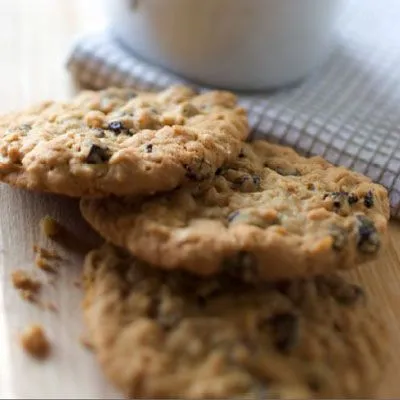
[{"x1": 0, "y1": 0, "x2": 105, "y2": 110}]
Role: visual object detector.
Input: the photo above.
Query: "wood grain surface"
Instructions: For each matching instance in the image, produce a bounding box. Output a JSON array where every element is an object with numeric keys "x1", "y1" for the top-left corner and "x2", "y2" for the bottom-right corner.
[{"x1": 0, "y1": 1, "x2": 399, "y2": 398}]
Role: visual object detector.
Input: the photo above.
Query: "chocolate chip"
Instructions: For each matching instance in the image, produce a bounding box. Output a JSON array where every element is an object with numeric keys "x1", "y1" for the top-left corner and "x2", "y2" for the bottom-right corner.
[
  {"x1": 330, "y1": 225, "x2": 348, "y2": 251},
  {"x1": 252, "y1": 175, "x2": 261, "y2": 187},
  {"x1": 331, "y1": 192, "x2": 348, "y2": 210},
  {"x1": 86, "y1": 144, "x2": 111, "y2": 164},
  {"x1": 324, "y1": 192, "x2": 352, "y2": 211},
  {"x1": 334, "y1": 284, "x2": 365, "y2": 306},
  {"x1": 184, "y1": 158, "x2": 212, "y2": 182},
  {"x1": 185, "y1": 166, "x2": 197, "y2": 180},
  {"x1": 184, "y1": 165, "x2": 200, "y2": 181},
  {"x1": 215, "y1": 167, "x2": 223, "y2": 175},
  {"x1": 223, "y1": 251, "x2": 258, "y2": 283},
  {"x1": 307, "y1": 183, "x2": 315, "y2": 191},
  {"x1": 348, "y1": 193, "x2": 358, "y2": 205},
  {"x1": 145, "y1": 144, "x2": 153, "y2": 153},
  {"x1": 364, "y1": 190, "x2": 374, "y2": 208},
  {"x1": 356, "y1": 215, "x2": 380, "y2": 253},
  {"x1": 227, "y1": 210, "x2": 240, "y2": 223},
  {"x1": 238, "y1": 149, "x2": 245, "y2": 158},
  {"x1": 260, "y1": 312, "x2": 299, "y2": 353},
  {"x1": 108, "y1": 121, "x2": 124, "y2": 134}
]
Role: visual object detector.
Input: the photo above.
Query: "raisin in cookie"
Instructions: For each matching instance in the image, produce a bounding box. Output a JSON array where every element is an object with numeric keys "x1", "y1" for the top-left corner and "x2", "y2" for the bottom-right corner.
[
  {"x1": 81, "y1": 141, "x2": 389, "y2": 280},
  {"x1": 83, "y1": 244, "x2": 388, "y2": 399},
  {"x1": 0, "y1": 86, "x2": 248, "y2": 197}
]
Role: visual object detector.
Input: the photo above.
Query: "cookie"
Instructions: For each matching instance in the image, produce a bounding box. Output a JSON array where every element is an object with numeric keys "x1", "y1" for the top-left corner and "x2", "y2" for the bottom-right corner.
[
  {"x1": 80, "y1": 141, "x2": 389, "y2": 280},
  {"x1": 0, "y1": 85, "x2": 248, "y2": 197},
  {"x1": 83, "y1": 244, "x2": 388, "y2": 399}
]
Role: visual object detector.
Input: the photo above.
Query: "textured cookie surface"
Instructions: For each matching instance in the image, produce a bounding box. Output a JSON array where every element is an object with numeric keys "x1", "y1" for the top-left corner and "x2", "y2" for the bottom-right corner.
[
  {"x1": 83, "y1": 244, "x2": 388, "y2": 399},
  {"x1": 0, "y1": 86, "x2": 248, "y2": 197},
  {"x1": 81, "y1": 141, "x2": 389, "y2": 280}
]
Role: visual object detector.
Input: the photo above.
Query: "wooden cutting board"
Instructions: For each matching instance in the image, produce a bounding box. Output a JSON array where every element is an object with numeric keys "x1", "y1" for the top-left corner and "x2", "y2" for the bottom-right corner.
[{"x1": 1, "y1": 1, "x2": 399, "y2": 398}]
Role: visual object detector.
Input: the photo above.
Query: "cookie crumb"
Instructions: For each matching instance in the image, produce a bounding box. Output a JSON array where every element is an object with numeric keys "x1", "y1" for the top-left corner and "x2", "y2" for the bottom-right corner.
[
  {"x1": 11, "y1": 270, "x2": 41, "y2": 291},
  {"x1": 33, "y1": 245, "x2": 60, "y2": 273},
  {"x1": 35, "y1": 254, "x2": 57, "y2": 273},
  {"x1": 20, "y1": 324, "x2": 50, "y2": 359},
  {"x1": 40, "y1": 215, "x2": 61, "y2": 238},
  {"x1": 33, "y1": 245, "x2": 61, "y2": 260},
  {"x1": 11, "y1": 270, "x2": 41, "y2": 301}
]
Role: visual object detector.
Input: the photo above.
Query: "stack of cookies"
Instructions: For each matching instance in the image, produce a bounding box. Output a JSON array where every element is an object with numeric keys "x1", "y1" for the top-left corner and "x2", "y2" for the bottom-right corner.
[{"x1": 0, "y1": 86, "x2": 391, "y2": 399}]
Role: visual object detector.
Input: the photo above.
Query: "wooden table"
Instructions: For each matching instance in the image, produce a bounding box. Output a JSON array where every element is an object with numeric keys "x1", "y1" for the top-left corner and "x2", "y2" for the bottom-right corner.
[{"x1": 0, "y1": 1, "x2": 399, "y2": 398}]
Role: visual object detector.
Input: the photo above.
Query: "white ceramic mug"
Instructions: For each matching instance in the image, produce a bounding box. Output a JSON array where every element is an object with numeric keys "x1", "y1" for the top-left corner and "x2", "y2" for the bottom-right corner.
[{"x1": 104, "y1": 0, "x2": 344, "y2": 90}]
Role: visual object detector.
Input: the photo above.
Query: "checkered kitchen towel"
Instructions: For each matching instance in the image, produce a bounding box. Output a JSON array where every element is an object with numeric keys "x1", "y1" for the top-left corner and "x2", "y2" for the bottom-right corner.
[{"x1": 67, "y1": 0, "x2": 400, "y2": 218}]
